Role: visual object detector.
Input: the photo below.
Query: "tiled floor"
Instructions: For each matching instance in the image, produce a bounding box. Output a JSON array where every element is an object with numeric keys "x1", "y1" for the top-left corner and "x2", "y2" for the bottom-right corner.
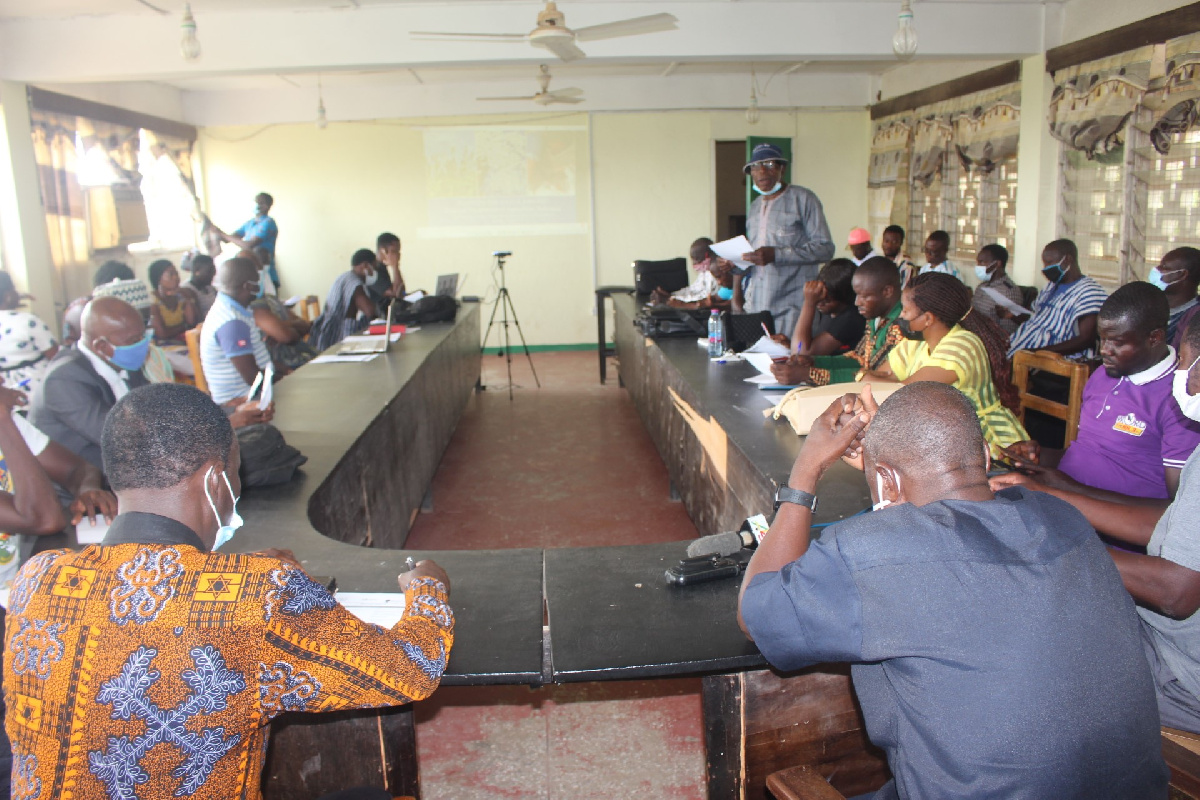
[{"x1": 406, "y1": 350, "x2": 706, "y2": 799}]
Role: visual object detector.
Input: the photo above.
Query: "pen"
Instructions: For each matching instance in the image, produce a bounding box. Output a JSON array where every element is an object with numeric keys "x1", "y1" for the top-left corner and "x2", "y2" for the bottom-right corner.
[{"x1": 761, "y1": 322, "x2": 772, "y2": 338}]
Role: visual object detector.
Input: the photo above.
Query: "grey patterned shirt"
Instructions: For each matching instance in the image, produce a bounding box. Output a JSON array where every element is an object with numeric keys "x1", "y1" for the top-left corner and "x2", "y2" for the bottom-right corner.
[{"x1": 744, "y1": 184, "x2": 835, "y2": 335}]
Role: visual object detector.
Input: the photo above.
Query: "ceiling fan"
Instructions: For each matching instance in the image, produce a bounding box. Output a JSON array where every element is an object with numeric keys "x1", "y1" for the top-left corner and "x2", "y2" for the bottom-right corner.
[
  {"x1": 412, "y1": 1, "x2": 678, "y2": 63},
  {"x1": 478, "y1": 64, "x2": 584, "y2": 106}
]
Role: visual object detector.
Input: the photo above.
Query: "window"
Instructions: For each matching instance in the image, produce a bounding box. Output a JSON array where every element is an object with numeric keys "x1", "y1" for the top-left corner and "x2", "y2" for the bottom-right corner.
[
  {"x1": 909, "y1": 154, "x2": 1018, "y2": 270},
  {"x1": 1129, "y1": 119, "x2": 1200, "y2": 278},
  {"x1": 1059, "y1": 147, "x2": 1126, "y2": 290}
]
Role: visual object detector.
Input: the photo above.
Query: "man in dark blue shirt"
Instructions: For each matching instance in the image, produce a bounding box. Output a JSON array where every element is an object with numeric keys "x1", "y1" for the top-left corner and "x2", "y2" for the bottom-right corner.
[{"x1": 739, "y1": 382, "x2": 1167, "y2": 800}]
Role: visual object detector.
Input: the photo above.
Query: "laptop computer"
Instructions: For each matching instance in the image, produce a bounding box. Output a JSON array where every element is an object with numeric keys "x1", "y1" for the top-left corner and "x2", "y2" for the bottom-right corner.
[
  {"x1": 434, "y1": 273, "x2": 459, "y2": 298},
  {"x1": 337, "y1": 299, "x2": 397, "y2": 356}
]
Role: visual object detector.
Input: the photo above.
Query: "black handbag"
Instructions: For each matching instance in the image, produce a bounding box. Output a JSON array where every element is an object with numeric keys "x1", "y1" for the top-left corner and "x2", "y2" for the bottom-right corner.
[
  {"x1": 633, "y1": 258, "x2": 688, "y2": 295},
  {"x1": 721, "y1": 311, "x2": 775, "y2": 353},
  {"x1": 634, "y1": 307, "x2": 708, "y2": 339}
]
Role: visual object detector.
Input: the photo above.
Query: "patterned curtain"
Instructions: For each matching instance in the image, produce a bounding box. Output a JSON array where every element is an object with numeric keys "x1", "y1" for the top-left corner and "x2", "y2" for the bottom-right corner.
[
  {"x1": 30, "y1": 110, "x2": 89, "y2": 274},
  {"x1": 951, "y1": 87, "x2": 1021, "y2": 173},
  {"x1": 867, "y1": 116, "x2": 913, "y2": 242},
  {"x1": 1143, "y1": 34, "x2": 1200, "y2": 154},
  {"x1": 1048, "y1": 47, "x2": 1154, "y2": 158}
]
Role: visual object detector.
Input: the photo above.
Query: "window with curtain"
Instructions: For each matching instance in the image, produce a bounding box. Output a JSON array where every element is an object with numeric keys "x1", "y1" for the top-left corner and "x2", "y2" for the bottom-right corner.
[
  {"x1": 1060, "y1": 148, "x2": 1127, "y2": 290},
  {"x1": 903, "y1": 85, "x2": 1021, "y2": 271}
]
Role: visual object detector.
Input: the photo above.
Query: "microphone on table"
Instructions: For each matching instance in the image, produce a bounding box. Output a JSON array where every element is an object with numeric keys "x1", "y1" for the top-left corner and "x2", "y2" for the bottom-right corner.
[
  {"x1": 685, "y1": 514, "x2": 771, "y2": 558},
  {"x1": 686, "y1": 529, "x2": 756, "y2": 558}
]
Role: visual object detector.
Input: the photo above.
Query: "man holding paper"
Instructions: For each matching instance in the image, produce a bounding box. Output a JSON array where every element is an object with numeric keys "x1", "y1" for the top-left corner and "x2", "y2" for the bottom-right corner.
[{"x1": 736, "y1": 143, "x2": 835, "y2": 336}]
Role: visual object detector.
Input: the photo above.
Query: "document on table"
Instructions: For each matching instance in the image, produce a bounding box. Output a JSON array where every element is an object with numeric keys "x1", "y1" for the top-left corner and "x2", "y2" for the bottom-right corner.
[
  {"x1": 980, "y1": 286, "x2": 1032, "y2": 317},
  {"x1": 404, "y1": 290, "x2": 426, "y2": 302},
  {"x1": 743, "y1": 336, "x2": 790, "y2": 358},
  {"x1": 710, "y1": 235, "x2": 755, "y2": 270},
  {"x1": 337, "y1": 592, "x2": 407, "y2": 628},
  {"x1": 310, "y1": 353, "x2": 381, "y2": 364},
  {"x1": 344, "y1": 332, "x2": 404, "y2": 343}
]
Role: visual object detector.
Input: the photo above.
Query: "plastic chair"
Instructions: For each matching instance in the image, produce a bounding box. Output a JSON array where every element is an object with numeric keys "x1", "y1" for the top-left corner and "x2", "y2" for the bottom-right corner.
[{"x1": 185, "y1": 325, "x2": 208, "y2": 394}]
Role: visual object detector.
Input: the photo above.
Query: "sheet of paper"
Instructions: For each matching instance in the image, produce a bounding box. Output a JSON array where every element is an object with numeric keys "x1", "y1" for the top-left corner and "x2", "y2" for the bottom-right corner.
[
  {"x1": 76, "y1": 517, "x2": 111, "y2": 545},
  {"x1": 743, "y1": 336, "x2": 790, "y2": 357},
  {"x1": 258, "y1": 364, "x2": 275, "y2": 410},
  {"x1": 283, "y1": 295, "x2": 303, "y2": 306},
  {"x1": 310, "y1": 353, "x2": 380, "y2": 364},
  {"x1": 345, "y1": 332, "x2": 403, "y2": 343},
  {"x1": 709, "y1": 235, "x2": 755, "y2": 269},
  {"x1": 336, "y1": 592, "x2": 407, "y2": 628},
  {"x1": 743, "y1": 352, "x2": 780, "y2": 375},
  {"x1": 744, "y1": 373, "x2": 780, "y2": 385},
  {"x1": 246, "y1": 371, "x2": 264, "y2": 403},
  {"x1": 980, "y1": 286, "x2": 1032, "y2": 317},
  {"x1": 404, "y1": 290, "x2": 426, "y2": 302}
]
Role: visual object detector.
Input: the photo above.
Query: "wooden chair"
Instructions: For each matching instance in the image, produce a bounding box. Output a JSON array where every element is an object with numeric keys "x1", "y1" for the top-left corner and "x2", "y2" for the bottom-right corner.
[
  {"x1": 767, "y1": 766, "x2": 850, "y2": 800},
  {"x1": 1011, "y1": 349, "x2": 1091, "y2": 447},
  {"x1": 185, "y1": 325, "x2": 208, "y2": 394},
  {"x1": 300, "y1": 295, "x2": 320, "y2": 321},
  {"x1": 1163, "y1": 726, "x2": 1200, "y2": 798}
]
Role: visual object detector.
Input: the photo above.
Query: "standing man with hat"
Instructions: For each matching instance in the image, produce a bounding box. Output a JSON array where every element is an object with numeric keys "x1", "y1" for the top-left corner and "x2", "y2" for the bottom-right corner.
[
  {"x1": 738, "y1": 143, "x2": 835, "y2": 336},
  {"x1": 847, "y1": 227, "x2": 880, "y2": 266}
]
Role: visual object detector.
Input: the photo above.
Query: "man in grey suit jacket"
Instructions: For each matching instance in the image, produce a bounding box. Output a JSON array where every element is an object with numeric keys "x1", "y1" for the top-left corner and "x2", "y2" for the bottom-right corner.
[{"x1": 29, "y1": 297, "x2": 151, "y2": 468}]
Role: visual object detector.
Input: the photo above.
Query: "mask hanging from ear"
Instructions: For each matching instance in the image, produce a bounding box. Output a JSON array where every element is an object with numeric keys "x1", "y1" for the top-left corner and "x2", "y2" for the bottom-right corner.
[
  {"x1": 872, "y1": 471, "x2": 899, "y2": 511},
  {"x1": 204, "y1": 466, "x2": 244, "y2": 550}
]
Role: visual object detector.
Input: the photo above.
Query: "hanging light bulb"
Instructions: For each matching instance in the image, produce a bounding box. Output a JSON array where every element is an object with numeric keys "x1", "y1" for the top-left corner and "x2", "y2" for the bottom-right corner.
[
  {"x1": 316, "y1": 75, "x2": 328, "y2": 129},
  {"x1": 746, "y1": 67, "x2": 760, "y2": 125},
  {"x1": 892, "y1": 0, "x2": 918, "y2": 61},
  {"x1": 180, "y1": 3, "x2": 201, "y2": 61}
]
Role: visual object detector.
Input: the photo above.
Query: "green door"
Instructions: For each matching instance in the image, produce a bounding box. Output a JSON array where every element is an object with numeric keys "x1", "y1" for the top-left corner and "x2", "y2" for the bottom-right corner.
[{"x1": 745, "y1": 136, "x2": 793, "y2": 214}]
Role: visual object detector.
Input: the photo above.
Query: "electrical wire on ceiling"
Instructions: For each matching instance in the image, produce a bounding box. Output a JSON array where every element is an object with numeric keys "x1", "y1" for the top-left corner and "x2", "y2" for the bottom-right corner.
[{"x1": 132, "y1": 0, "x2": 170, "y2": 15}]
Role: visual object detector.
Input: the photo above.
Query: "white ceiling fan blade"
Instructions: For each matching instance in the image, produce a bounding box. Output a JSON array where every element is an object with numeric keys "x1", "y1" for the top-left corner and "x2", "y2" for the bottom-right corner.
[
  {"x1": 534, "y1": 37, "x2": 586, "y2": 62},
  {"x1": 573, "y1": 13, "x2": 677, "y2": 43},
  {"x1": 546, "y1": 95, "x2": 585, "y2": 105},
  {"x1": 478, "y1": 95, "x2": 537, "y2": 101},
  {"x1": 549, "y1": 87, "x2": 584, "y2": 98},
  {"x1": 410, "y1": 31, "x2": 527, "y2": 41}
]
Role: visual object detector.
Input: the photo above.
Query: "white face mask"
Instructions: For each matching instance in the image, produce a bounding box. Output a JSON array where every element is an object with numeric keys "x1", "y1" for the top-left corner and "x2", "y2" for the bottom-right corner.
[
  {"x1": 975, "y1": 262, "x2": 996, "y2": 282},
  {"x1": 364, "y1": 267, "x2": 379, "y2": 286},
  {"x1": 872, "y1": 470, "x2": 898, "y2": 511},
  {"x1": 204, "y1": 466, "x2": 243, "y2": 550},
  {"x1": 1174, "y1": 354, "x2": 1200, "y2": 422}
]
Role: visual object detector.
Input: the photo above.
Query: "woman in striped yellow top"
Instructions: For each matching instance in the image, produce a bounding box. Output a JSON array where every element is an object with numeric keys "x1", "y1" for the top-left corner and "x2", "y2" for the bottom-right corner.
[{"x1": 869, "y1": 272, "x2": 1028, "y2": 454}]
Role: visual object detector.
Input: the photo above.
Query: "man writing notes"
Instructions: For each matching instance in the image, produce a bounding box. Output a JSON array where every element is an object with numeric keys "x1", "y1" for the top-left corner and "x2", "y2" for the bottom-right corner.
[
  {"x1": 4, "y1": 384, "x2": 453, "y2": 800},
  {"x1": 738, "y1": 143, "x2": 835, "y2": 336},
  {"x1": 739, "y1": 382, "x2": 1167, "y2": 799}
]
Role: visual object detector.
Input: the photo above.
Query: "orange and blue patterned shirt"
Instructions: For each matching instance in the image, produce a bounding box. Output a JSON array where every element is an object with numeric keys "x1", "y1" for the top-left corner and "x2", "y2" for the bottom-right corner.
[{"x1": 3, "y1": 512, "x2": 454, "y2": 800}]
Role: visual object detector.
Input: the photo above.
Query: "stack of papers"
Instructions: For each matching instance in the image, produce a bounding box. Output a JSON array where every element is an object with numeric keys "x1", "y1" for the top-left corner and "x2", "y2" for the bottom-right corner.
[
  {"x1": 710, "y1": 235, "x2": 755, "y2": 270},
  {"x1": 741, "y1": 338, "x2": 794, "y2": 388}
]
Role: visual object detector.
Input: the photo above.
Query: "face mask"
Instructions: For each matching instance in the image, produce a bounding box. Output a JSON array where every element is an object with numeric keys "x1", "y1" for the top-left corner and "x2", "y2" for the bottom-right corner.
[
  {"x1": 106, "y1": 331, "x2": 152, "y2": 371},
  {"x1": 365, "y1": 267, "x2": 379, "y2": 286},
  {"x1": 1149, "y1": 266, "x2": 1185, "y2": 291},
  {"x1": 975, "y1": 262, "x2": 997, "y2": 282},
  {"x1": 896, "y1": 316, "x2": 924, "y2": 341},
  {"x1": 1174, "y1": 355, "x2": 1200, "y2": 422},
  {"x1": 872, "y1": 470, "x2": 899, "y2": 511},
  {"x1": 694, "y1": 258, "x2": 712, "y2": 273},
  {"x1": 752, "y1": 181, "x2": 782, "y2": 196},
  {"x1": 716, "y1": 286, "x2": 734, "y2": 301},
  {"x1": 1043, "y1": 260, "x2": 1067, "y2": 284},
  {"x1": 204, "y1": 466, "x2": 243, "y2": 550}
]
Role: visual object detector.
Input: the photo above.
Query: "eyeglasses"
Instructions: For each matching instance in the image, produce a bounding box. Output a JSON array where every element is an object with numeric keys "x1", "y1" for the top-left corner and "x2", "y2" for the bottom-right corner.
[{"x1": 750, "y1": 160, "x2": 785, "y2": 171}]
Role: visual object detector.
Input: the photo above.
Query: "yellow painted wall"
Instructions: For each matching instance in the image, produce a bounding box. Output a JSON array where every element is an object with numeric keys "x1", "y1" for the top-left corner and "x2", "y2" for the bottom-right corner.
[{"x1": 199, "y1": 107, "x2": 871, "y2": 346}]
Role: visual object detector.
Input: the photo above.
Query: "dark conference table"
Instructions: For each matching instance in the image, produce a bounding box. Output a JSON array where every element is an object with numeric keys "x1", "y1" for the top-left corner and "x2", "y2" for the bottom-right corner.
[{"x1": 237, "y1": 296, "x2": 881, "y2": 799}]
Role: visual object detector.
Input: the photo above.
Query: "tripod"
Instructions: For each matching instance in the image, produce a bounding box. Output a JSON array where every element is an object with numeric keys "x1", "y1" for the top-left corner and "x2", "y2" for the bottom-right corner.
[{"x1": 481, "y1": 252, "x2": 540, "y2": 399}]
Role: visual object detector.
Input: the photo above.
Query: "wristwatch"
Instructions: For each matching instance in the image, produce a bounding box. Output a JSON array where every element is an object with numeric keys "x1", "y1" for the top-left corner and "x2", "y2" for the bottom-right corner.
[{"x1": 774, "y1": 486, "x2": 818, "y2": 513}]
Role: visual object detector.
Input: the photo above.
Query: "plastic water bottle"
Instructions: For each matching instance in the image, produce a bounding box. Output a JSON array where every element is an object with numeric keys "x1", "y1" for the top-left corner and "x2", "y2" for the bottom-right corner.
[{"x1": 707, "y1": 310, "x2": 725, "y2": 357}]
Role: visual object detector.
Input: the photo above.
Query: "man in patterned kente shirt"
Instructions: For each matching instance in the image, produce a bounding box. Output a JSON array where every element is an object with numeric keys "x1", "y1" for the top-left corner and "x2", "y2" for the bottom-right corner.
[{"x1": 3, "y1": 383, "x2": 454, "y2": 800}]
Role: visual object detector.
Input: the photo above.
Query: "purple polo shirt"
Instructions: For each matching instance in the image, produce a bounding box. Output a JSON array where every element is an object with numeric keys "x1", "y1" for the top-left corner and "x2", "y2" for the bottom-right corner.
[{"x1": 1059, "y1": 347, "x2": 1200, "y2": 499}]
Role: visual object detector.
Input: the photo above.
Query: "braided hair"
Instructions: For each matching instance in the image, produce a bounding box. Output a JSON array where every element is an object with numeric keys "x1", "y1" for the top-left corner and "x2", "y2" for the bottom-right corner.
[{"x1": 908, "y1": 272, "x2": 1020, "y2": 412}]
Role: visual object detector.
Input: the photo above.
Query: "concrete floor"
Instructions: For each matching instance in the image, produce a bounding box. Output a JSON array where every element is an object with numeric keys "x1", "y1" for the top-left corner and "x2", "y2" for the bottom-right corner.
[{"x1": 406, "y1": 350, "x2": 706, "y2": 799}]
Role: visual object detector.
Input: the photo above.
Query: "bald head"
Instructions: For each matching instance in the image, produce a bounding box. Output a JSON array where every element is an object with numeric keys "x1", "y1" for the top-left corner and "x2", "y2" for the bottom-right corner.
[
  {"x1": 864, "y1": 382, "x2": 987, "y2": 480},
  {"x1": 216, "y1": 257, "x2": 260, "y2": 298},
  {"x1": 82, "y1": 296, "x2": 146, "y2": 364}
]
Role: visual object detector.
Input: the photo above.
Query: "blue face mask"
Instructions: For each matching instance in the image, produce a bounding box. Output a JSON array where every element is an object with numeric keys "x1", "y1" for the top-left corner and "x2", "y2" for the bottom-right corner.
[
  {"x1": 1042, "y1": 259, "x2": 1067, "y2": 284},
  {"x1": 106, "y1": 331, "x2": 152, "y2": 371},
  {"x1": 752, "y1": 181, "x2": 782, "y2": 196},
  {"x1": 204, "y1": 466, "x2": 243, "y2": 550},
  {"x1": 716, "y1": 286, "x2": 734, "y2": 301},
  {"x1": 1149, "y1": 266, "x2": 1184, "y2": 291}
]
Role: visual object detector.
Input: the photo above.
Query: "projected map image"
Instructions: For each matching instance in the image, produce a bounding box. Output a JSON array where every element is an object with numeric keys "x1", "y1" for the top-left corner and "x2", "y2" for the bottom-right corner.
[{"x1": 421, "y1": 125, "x2": 587, "y2": 237}]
